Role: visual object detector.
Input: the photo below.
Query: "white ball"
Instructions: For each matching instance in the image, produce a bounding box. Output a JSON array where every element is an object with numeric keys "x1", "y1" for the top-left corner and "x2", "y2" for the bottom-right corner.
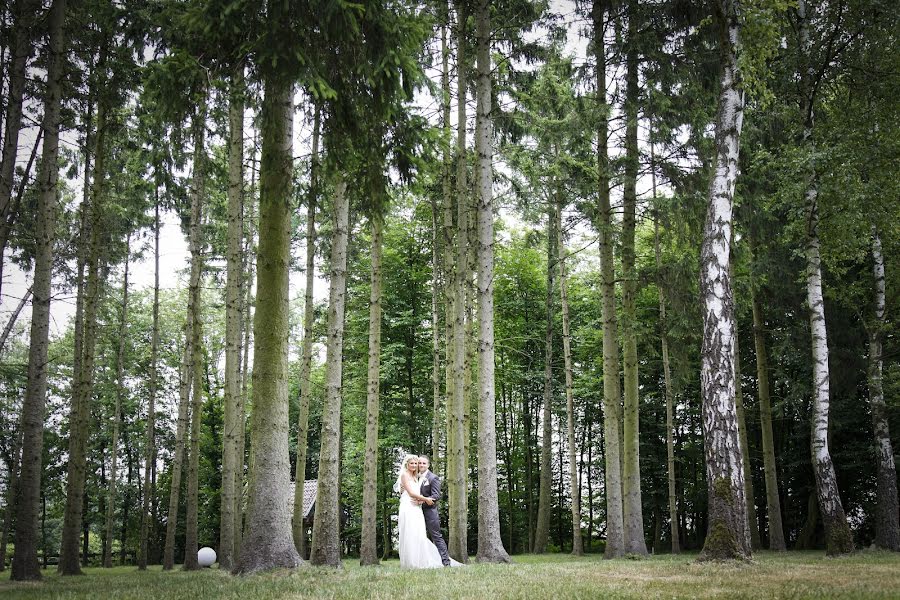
[{"x1": 197, "y1": 546, "x2": 216, "y2": 567}]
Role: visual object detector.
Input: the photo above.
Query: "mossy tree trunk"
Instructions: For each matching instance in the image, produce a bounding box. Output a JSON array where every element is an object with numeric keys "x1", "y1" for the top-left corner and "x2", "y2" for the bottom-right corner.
[{"x1": 697, "y1": 0, "x2": 751, "y2": 563}]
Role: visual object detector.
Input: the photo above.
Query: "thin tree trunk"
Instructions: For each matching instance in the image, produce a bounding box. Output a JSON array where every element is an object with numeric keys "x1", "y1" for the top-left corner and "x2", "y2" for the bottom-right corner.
[
  {"x1": 293, "y1": 104, "x2": 318, "y2": 557},
  {"x1": 138, "y1": 198, "x2": 161, "y2": 569},
  {"x1": 534, "y1": 201, "x2": 556, "y2": 555},
  {"x1": 447, "y1": 0, "x2": 469, "y2": 564},
  {"x1": 0, "y1": 0, "x2": 40, "y2": 301},
  {"x1": 1, "y1": 408, "x2": 25, "y2": 572},
  {"x1": 103, "y1": 234, "x2": 130, "y2": 567},
  {"x1": 474, "y1": 0, "x2": 509, "y2": 563},
  {"x1": 868, "y1": 228, "x2": 899, "y2": 551},
  {"x1": 621, "y1": 10, "x2": 646, "y2": 554},
  {"x1": 749, "y1": 277, "x2": 785, "y2": 551},
  {"x1": 0, "y1": 128, "x2": 42, "y2": 289},
  {"x1": 653, "y1": 198, "x2": 679, "y2": 553},
  {"x1": 309, "y1": 178, "x2": 349, "y2": 568},
  {"x1": 558, "y1": 204, "x2": 582, "y2": 556},
  {"x1": 219, "y1": 64, "x2": 244, "y2": 572},
  {"x1": 360, "y1": 215, "x2": 383, "y2": 566},
  {"x1": 233, "y1": 54, "x2": 300, "y2": 573},
  {"x1": 0, "y1": 285, "x2": 31, "y2": 354},
  {"x1": 798, "y1": 0, "x2": 853, "y2": 557},
  {"x1": 697, "y1": 0, "x2": 750, "y2": 562},
  {"x1": 59, "y1": 81, "x2": 109, "y2": 577},
  {"x1": 732, "y1": 257, "x2": 761, "y2": 550},
  {"x1": 593, "y1": 0, "x2": 625, "y2": 560},
  {"x1": 184, "y1": 112, "x2": 206, "y2": 571}
]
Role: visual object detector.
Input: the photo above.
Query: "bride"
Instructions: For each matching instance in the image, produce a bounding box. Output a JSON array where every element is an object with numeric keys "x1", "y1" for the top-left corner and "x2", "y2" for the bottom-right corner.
[{"x1": 396, "y1": 454, "x2": 459, "y2": 569}]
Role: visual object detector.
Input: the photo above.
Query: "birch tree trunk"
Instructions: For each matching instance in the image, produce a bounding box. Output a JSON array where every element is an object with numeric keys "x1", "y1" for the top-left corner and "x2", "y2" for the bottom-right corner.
[
  {"x1": 309, "y1": 178, "x2": 349, "y2": 568},
  {"x1": 868, "y1": 228, "x2": 899, "y2": 551},
  {"x1": 447, "y1": 0, "x2": 469, "y2": 564},
  {"x1": 593, "y1": 0, "x2": 625, "y2": 559},
  {"x1": 534, "y1": 201, "x2": 556, "y2": 555},
  {"x1": 219, "y1": 64, "x2": 244, "y2": 572},
  {"x1": 293, "y1": 105, "x2": 319, "y2": 557},
  {"x1": 103, "y1": 234, "x2": 130, "y2": 568},
  {"x1": 798, "y1": 0, "x2": 853, "y2": 557},
  {"x1": 60, "y1": 90, "x2": 109, "y2": 577},
  {"x1": 697, "y1": 0, "x2": 751, "y2": 562},
  {"x1": 558, "y1": 204, "x2": 583, "y2": 556},
  {"x1": 233, "y1": 57, "x2": 301, "y2": 573},
  {"x1": 621, "y1": 15, "x2": 647, "y2": 553},
  {"x1": 749, "y1": 275, "x2": 785, "y2": 550},
  {"x1": 360, "y1": 215, "x2": 383, "y2": 566},
  {"x1": 138, "y1": 199, "x2": 161, "y2": 569},
  {"x1": 9, "y1": 0, "x2": 65, "y2": 579},
  {"x1": 184, "y1": 114, "x2": 206, "y2": 571},
  {"x1": 474, "y1": 0, "x2": 510, "y2": 563}
]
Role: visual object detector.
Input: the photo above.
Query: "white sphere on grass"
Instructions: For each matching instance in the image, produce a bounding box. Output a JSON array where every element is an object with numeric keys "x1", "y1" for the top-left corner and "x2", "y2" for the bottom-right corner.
[{"x1": 198, "y1": 546, "x2": 216, "y2": 567}]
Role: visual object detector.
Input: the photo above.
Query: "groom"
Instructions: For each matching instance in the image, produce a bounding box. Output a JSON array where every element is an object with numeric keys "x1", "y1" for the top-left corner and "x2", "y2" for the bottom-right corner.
[{"x1": 417, "y1": 456, "x2": 451, "y2": 566}]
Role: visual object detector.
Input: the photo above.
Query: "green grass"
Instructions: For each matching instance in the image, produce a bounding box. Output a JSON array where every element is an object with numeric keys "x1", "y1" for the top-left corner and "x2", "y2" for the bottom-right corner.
[{"x1": 2, "y1": 551, "x2": 899, "y2": 599}]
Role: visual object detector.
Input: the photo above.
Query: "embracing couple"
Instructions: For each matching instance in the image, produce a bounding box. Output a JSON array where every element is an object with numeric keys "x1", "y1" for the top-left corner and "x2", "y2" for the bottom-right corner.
[{"x1": 394, "y1": 454, "x2": 462, "y2": 569}]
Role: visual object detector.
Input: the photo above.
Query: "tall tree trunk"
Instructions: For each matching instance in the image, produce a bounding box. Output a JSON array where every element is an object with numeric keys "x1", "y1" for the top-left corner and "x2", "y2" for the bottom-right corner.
[
  {"x1": 473, "y1": 0, "x2": 510, "y2": 563},
  {"x1": 59, "y1": 82, "x2": 109, "y2": 577},
  {"x1": 697, "y1": 0, "x2": 750, "y2": 562},
  {"x1": 869, "y1": 229, "x2": 899, "y2": 551},
  {"x1": 534, "y1": 200, "x2": 557, "y2": 555},
  {"x1": 309, "y1": 178, "x2": 349, "y2": 568},
  {"x1": 558, "y1": 204, "x2": 583, "y2": 556},
  {"x1": 592, "y1": 0, "x2": 625, "y2": 559},
  {"x1": 103, "y1": 234, "x2": 130, "y2": 567},
  {"x1": 0, "y1": 285, "x2": 32, "y2": 355},
  {"x1": 9, "y1": 1, "x2": 65, "y2": 578},
  {"x1": 293, "y1": 104, "x2": 319, "y2": 557},
  {"x1": 233, "y1": 55, "x2": 301, "y2": 573},
  {"x1": 1, "y1": 407, "x2": 25, "y2": 572},
  {"x1": 220, "y1": 64, "x2": 244, "y2": 572},
  {"x1": 798, "y1": 0, "x2": 853, "y2": 557},
  {"x1": 653, "y1": 200, "x2": 679, "y2": 554},
  {"x1": 732, "y1": 256, "x2": 761, "y2": 550},
  {"x1": 184, "y1": 112, "x2": 206, "y2": 571},
  {"x1": 0, "y1": 0, "x2": 40, "y2": 301},
  {"x1": 749, "y1": 278, "x2": 785, "y2": 551},
  {"x1": 621, "y1": 11, "x2": 647, "y2": 554},
  {"x1": 0, "y1": 129, "x2": 41, "y2": 287},
  {"x1": 138, "y1": 198, "x2": 161, "y2": 569},
  {"x1": 360, "y1": 216, "x2": 383, "y2": 566},
  {"x1": 447, "y1": 0, "x2": 469, "y2": 564},
  {"x1": 235, "y1": 143, "x2": 257, "y2": 563}
]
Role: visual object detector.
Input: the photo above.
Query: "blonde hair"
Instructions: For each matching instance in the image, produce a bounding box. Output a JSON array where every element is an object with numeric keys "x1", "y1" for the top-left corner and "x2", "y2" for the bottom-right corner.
[{"x1": 394, "y1": 454, "x2": 420, "y2": 493}]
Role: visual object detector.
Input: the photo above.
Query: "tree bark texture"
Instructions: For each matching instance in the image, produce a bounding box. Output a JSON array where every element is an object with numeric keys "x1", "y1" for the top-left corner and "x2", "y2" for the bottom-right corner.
[
  {"x1": 233, "y1": 67, "x2": 301, "y2": 574},
  {"x1": 750, "y1": 282, "x2": 786, "y2": 551},
  {"x1": 220, "y1": 65, "x2": 244, "y2": 572},
  {"x1": 698, "y1": 0, "x2": 751, "y2": 562},
  {"x1": 103, "y1": 235, "x2": 130, "y2": 567},
  {"x1": 798, "y1": 0, "x2": 853, "y2": 557},
  {"x1": 184, "y1": 114, "x2": 206, "y2": 571},
  {"x1": 9, "y1": 0, "x2": 65, "y2": 579},
  {"x1": 309, "y1": 178, "x2": 349, "y2": 568},
  {"x1": 447, "y1": 0, "x2": 469, "y2": 564},
  {"x1": 621, "y1": 15, "x2": 647, "y2": 554},
  {"x1": 474, "y1": 0, "x2": 510, "y2": 563},
  {"x1": 593, "y1": 0, "x2": 625, "y2": 559},
  {"x1": 293, "y1": 104, "x2": 319, "y2": 557},
  {"x1": 869, "y1": 229, "x2": 899, "y2": 551},
  {"x1": 360, "y1": 216, "x2": 383, "y2": 566}
]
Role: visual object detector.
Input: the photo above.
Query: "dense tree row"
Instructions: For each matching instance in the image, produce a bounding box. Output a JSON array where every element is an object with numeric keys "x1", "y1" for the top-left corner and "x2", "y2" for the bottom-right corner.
[{"x1": 0, "y1": 0, "x2": 898, "y2": 581}]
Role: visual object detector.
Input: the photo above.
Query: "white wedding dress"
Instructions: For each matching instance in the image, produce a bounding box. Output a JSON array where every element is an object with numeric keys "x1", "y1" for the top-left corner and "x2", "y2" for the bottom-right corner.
[{"x1": 398, "y1": 486, "x2": 447, "y2": 569}]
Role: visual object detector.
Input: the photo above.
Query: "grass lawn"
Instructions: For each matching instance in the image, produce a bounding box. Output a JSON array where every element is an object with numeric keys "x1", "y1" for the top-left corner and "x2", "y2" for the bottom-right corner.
[{"x1": 1, "y1": 550, "x2": 898, "y2": 599}]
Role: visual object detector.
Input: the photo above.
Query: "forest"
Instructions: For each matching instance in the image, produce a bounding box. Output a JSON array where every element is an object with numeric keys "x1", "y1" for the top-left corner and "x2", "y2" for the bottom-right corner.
[{"x1": 0, "y1": 0, "x2": 899, "y2": 592}]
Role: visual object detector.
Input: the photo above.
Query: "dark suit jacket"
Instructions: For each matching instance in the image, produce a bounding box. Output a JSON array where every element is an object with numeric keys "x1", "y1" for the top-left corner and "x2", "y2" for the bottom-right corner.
[{"x1": 420, "y1": 470, "x2": 441, "y2": 510}]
